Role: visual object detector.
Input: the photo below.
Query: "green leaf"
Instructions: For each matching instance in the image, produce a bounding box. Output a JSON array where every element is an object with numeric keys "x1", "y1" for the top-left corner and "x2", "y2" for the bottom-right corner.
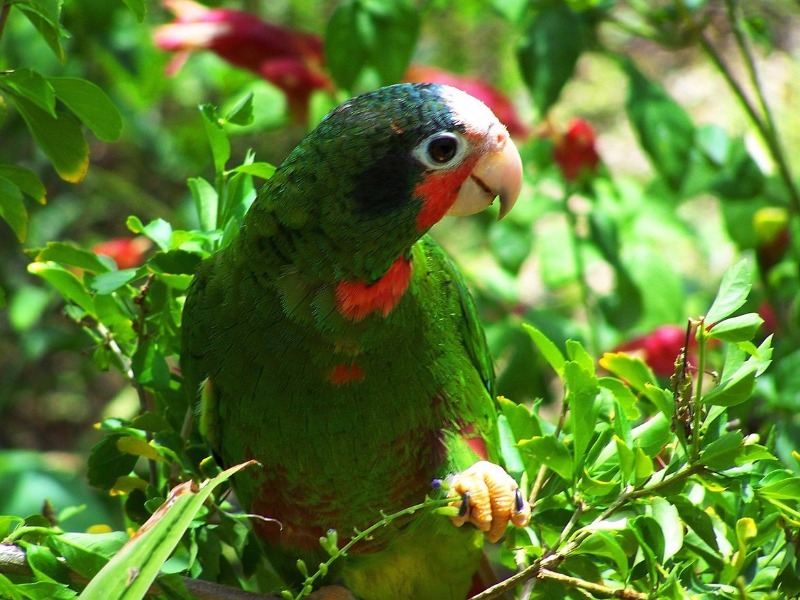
[
  {"x1": 325, "y1": 2, "x2": 367, "y2": 90},
  {"x1": 707, "y1": 312, "x2": 763, "y2": 342},
  {"x1": 78, "y1": 461, "x2": 257, "y2": 600},
  {"x1": 523, "y1": 323, "x2": 565, "y2": 375},
  {"x1": 0, "y1": 176, "x2": 27, "y2": 242},
  {"x1": 705, "y1": 259, "x2": 753, "y2": 324},
  {"x1": 498, "y1": 396, "x2": 542, "y2": 441},
  {"x1": 87, "y1": 434, "x2": 140, "y2": 489},
  {"x1": 230, "y1": 162, "x2": 276, "y2": 180},
  {"x1": 132, "y1": 342, "x2": 171, "y2": 391},
  {"x1": 651, "y1": 497, "x2": 683, "y2": 561},
  {"x1": 598, "y1": 377, "x2": 640, "y2": 421},
  {"x1": 121, "y1": 0, "x2": 146, "y2": 21},
  {"x1": 147, "y1": 250, "x2": 202, "y2": 275},
  {"x1": 90, "y1": 269, "x2": 139, "y2": 295},
  {"x1": 28, "y1": 241, "x2": 111, "y2": 273},
  {"x1": 574, "y1": 531, "x2": 629, "y2": 577},
  {"x1": 126, "y1": 217, "x2": 172, "y2": 251},
  {"x1": 564, "y1": 361, "x2": 598, "y2": 464},
  {"x1": 518, "y1": 435, "x2": 573, "y2": 481},
  {"x1": 366, "y1": 0, "x2": 419, "y2": 85},
  {"x1": 8, "y1": 95, "x2": 89, "y2": 183},
  {"x1": 599, "y1": 352, "x2": 657, "y2": 391},
  {"x1": 14, "y1": 581, "x2": 75, "y2": 600},
  {"x1": 325, "y1": 0, "x2": 418, "y2": 89},
  {"x1": 702, "y1": 362, "x2": 757, "y2": 407},
  {"x1": 28, "y1": 262, "x2": 95, "y2": 316},
  {"x1": 199, "y1": 104, "x2": 230, "y2": 174},
  {"x1": 758, "y1": 476, "x2": 800, "y2": 500},
  {"x1": 700, "y1": 431, "x2": 743, "y2": 469},
  {"x1": 223, "y1": 92, "x2": 254, "y2": 126},
  {"x1": 49, "y1": 78, "x2": 123, "y2": 142},
  {"x1": 566, "y1": 339, "x2": 594, "y2": 374},
  {"x1": 624, "y1": 61, "x2": 695, "y2": 191},
  {"x1": 0, "y1": 69, "x2": 56, "y2": 115},
  {"x1": 614, "y1": 435, "x2": 634, "y2": 484},
  {"x1": 517, "y1": 3, "x2": 586, "y2": 114},
  {"x1": 49, "y1": 534, "x2": 118, "y2": 579},
  {"x1": 0, "y1": 164, "x2": 46, "y2": 203},
  {"x1": 16, "y1": 1, "x2": 65, "y2": 61},
  {"x1": 187, "y1": 177, "x2": 218, "y2": 231},
  {"x1": 631, "y1": 413, "x2": 671, "y2": 458}
]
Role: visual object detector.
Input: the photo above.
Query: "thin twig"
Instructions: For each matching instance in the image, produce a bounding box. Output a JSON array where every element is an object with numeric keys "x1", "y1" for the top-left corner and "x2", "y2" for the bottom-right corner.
[
  {"x1": 538, "y1": 569, "x2": 647, "y2": 599},
  {"x1": 723, "y1": 0, "x2": 800, "y2": 213}
]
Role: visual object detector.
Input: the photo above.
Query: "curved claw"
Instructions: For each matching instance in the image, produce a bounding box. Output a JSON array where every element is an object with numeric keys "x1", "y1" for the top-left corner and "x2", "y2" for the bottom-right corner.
[{"x1": 447, "y1": 461, "x2": 531, "y2": 543}]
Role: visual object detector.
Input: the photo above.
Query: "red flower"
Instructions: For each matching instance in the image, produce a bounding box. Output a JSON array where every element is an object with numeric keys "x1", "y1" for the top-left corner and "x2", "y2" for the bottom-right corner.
[
  {"x1": 552, "y1": 119, "x2": 600, "y2": 182},
  {"x1": 614, "y1": 325, "x2": 686, "y2": 377},
  {"x1": 404, "y1": 64, "x2": 529, "y2": 139},
  {"x1": 93, "y1": 237, "x2": 151, "y2": 270},
  {"x1": 758, "y1": 301, "x2": 778, "y2": 335},
  {"x1": 155, "y1": 0, "x2": 331, "y2": 122}
]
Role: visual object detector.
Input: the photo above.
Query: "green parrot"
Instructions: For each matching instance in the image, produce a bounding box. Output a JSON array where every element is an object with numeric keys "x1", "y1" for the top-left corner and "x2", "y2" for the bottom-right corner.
[{"x1": 181, "y1": 83, "x2": 529, "y2": 600}]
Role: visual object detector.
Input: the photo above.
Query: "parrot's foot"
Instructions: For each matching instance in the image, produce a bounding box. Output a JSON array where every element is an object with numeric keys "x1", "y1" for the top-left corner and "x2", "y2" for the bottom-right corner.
[
  {"x1": 447, "y1": 461, "x2": 531, "y2": 543},
  {"x1": 308, "y1": 585, "x2": 357, "y2": 600}
]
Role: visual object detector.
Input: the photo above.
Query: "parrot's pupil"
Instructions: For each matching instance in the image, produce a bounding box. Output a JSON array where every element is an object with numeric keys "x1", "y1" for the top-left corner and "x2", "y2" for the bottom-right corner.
[{"x1": 428, "y1": 136, "x2": 458, "y2": 164}]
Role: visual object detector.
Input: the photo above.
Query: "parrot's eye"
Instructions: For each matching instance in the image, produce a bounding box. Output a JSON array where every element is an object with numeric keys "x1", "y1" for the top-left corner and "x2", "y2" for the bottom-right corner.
[{"x1": 414, "y1": 132, "x2": 467, "y2": 170}]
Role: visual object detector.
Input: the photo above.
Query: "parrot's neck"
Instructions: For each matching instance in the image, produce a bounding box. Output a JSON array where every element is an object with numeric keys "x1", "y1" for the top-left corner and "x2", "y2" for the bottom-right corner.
[
  {"x1": 334, "y1": 255, "x2": 413, "y2": 322},
  {"x1": 237, "y1": 183, "x2": 420, "y2": 302}
]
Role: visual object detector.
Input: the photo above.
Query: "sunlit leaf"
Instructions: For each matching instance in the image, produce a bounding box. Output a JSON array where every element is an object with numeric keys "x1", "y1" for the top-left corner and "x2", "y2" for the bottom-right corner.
[
  {"x1": 8, "y1": 96, "x2": 89, "y2": 183},
  {"x1": 705, "y1": 259, "x2": 753, "y2": 324},
  {"x1": 518, "y1": 435, "x2": 573, "y2": 481},
  {"x1": 49, "y1": 77, "x2": 123, "y2": 142},
  {"x1": 78, "y1": 461, "x2": 257, "y2": 600},
  {"x1": 523, "y1": 323, "x2": 565, "y2": 376}
]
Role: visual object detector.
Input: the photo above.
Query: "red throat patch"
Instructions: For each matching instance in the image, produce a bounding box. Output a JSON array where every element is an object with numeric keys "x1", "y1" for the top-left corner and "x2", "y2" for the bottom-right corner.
[
  {"x1": 328, "y1": 363, "x2": 366, "y2": 386},
  {"x1": 335, "y1": 256, "x2": 413, "y2": 321},
  {"x1": 415, "y1": 158, "x2": 478, "y2": 231}
]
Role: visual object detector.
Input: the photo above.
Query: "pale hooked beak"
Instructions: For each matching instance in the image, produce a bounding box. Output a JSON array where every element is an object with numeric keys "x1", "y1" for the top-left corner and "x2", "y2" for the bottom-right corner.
[{"x1": 447, "y1": 134, "x2": 523, "y2": 220}]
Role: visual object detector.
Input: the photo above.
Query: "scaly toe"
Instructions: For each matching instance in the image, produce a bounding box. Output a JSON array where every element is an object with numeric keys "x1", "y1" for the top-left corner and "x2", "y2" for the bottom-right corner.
[{"x1": 447, "y1": 461, "x2": 531, "y2": 543}]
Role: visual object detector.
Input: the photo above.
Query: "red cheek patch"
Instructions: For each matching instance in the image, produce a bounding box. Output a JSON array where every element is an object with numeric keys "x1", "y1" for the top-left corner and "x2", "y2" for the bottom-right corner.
[
  {"x1": 335, "y1": 256, "x2": 412, "y2": 321},
  {"x1": 414, "y1": 159, "x2": 477, "y2": 231}
]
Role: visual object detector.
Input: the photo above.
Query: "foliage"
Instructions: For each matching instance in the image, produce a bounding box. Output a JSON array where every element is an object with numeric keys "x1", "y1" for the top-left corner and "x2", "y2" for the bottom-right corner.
[{"x1": 1, "y1": 0, "x2": 800, "y2": 599}]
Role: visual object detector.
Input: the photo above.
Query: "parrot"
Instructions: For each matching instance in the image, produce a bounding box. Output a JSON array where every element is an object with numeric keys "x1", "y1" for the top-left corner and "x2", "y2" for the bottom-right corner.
[{"x1": 180, "y1": 83, "x2": 530, "y2": 600}]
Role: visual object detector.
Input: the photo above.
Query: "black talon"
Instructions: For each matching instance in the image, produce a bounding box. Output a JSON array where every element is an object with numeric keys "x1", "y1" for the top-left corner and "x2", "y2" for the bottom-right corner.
[
  {"x1": 515, "y1": 488, "x2": 524, "y2": 513},
  {"x1": 458, "y1": 492, "x2": 470, "y2": 518}
]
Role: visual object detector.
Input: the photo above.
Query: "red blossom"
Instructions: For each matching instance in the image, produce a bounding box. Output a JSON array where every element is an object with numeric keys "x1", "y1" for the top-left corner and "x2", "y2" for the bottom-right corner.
[
  {"x1": 758, "y1": 301, "x2": 778, "y2": 335},
  {"x1": 155, "y1": 0, "x2": 331, "y2": 122},
  {"x1": 614, "y1": 325, "x2": 687, "y2": 377},
  {"x1": 404, "y1": 64, "x2": 529, "y2": 139},
  {"x1": 552, "y1": 119, "x2": 601, "y2": 182},
  {"x1": 93, "y1": 237, "x2": 151, "y2": 270}
]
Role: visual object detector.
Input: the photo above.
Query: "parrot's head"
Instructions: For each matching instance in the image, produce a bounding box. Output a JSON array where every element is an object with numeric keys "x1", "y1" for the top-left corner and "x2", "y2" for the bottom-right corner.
[{"x1": 247, "y1": 83, "x2": 523, "y2": 283}]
